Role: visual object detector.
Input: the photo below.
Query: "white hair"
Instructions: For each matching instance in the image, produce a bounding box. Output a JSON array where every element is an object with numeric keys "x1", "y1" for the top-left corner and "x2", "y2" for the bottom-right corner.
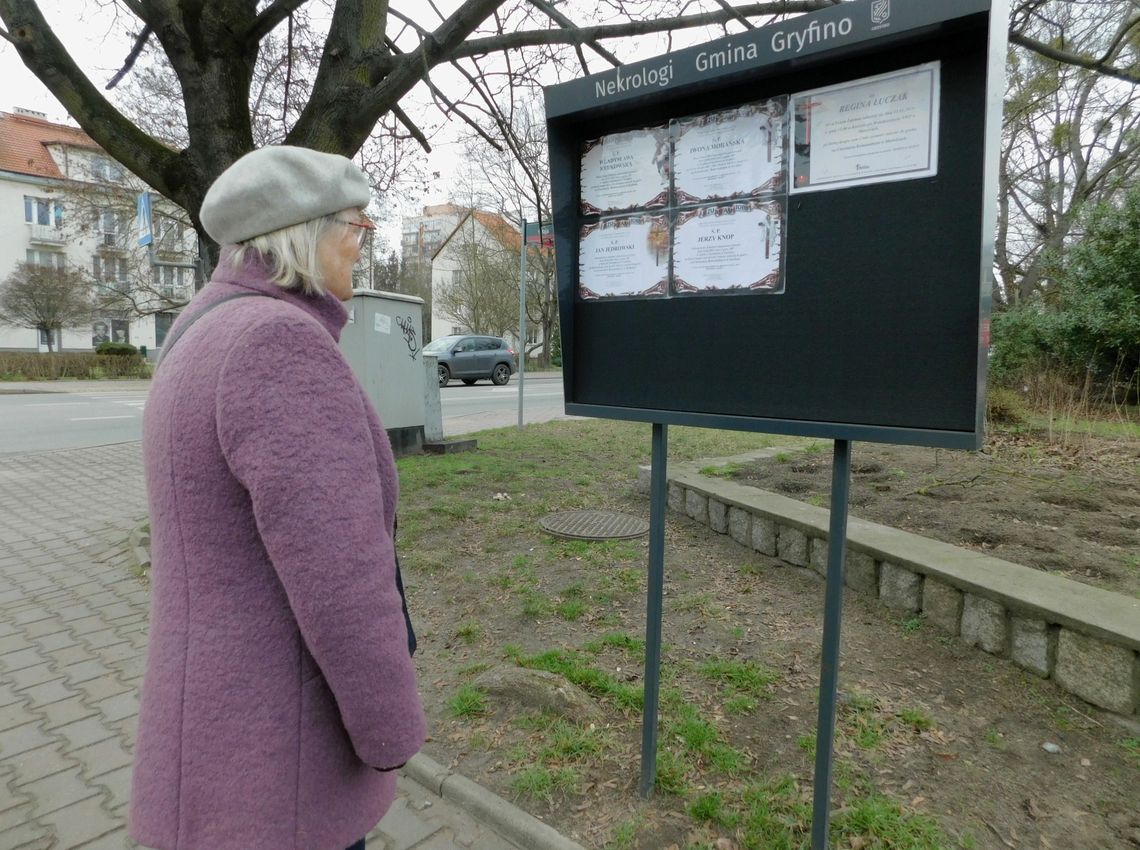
[{"x1": 220, "y1": 215, "x2": 337, "y2": 296}]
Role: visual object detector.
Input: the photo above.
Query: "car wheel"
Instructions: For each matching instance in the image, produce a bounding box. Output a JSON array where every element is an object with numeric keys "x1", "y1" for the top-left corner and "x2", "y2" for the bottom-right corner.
[
  {"x1": 462, "y1": 378, "x2": 477, "y2": 386},
  {"x1": 491, "y1": 363, "x2": 511, "y2": 385},
  {"x1": 438, "y1": 364, "x2": 450, "y2": 387}
]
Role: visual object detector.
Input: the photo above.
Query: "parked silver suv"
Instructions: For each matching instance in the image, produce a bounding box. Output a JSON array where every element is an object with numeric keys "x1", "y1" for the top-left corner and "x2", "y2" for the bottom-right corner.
[{"x1": 424, "y1": 334, "x2": 518, "y2": 387}]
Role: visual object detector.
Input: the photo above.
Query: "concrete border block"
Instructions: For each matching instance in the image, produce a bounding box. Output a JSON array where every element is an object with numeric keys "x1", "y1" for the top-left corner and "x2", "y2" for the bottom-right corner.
[
  {"x1": 922, "y1": 578, "x2": 963, "y2": 635},
  {"x1": 777, "y1": 526, "x2": 807, "y2": 566},
  {"x1": 845, "y1": 550, "x2": 879, "y2": 597},
  {"x1": 961, "y1": 594, "x2": 1008, "y2": 655},
  {"x1": 709, "y1": 498, "x2": 728, "y2": 534},
  {"x1": 810, "y1": 537, "x2": 829, "y2": 576},
  {"x1": 751, "y1": 515, "x2": 777, "y2": 557},
  {"x1": 1054, "y1": 629, "x2": 1137, "y2": 714},
  {"x1": 880, "y1": 562, "x2": 923, "y2": 612},
  {"x1": 727, "y1": 507, "x2": 751, "y2": 546},
  {"x1": 685, "y1": 490, "x2": 709, "y2": 525},
  {"x1": 635, "y1": 465, "x2": 651, "y2": 496},
  {"x1": 1010, "y1": 616, "x2": 1053, "y2": 677},
  {"x1": 667, "y1": 483, "x2": 685, "y2": 515}
]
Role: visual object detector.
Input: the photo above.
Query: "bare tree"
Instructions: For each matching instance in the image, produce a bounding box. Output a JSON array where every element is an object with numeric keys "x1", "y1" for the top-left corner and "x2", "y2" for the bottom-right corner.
[
  {"x1": 998, "y1": 0, "x2": 1140, "y2": 304},
  {"x1": 0, "y1": 261, "x2": 94, "y2": 352},
  {"x1": 435, "y1": 218, "x2": 520, "y2": 338}
]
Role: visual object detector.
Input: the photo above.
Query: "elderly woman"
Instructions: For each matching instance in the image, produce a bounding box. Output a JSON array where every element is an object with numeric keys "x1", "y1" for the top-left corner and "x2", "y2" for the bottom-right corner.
[{"x1": 129, "y1": 146, "x2": 425, "y2": 850}]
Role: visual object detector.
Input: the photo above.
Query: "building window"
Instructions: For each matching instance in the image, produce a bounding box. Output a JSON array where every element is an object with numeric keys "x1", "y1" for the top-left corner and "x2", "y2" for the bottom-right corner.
[
  {"x1": 451, "y1": 325, "x2": 462, "y2": 336},
  {"x1": 92, "y1": 157, "x2": 124, "y2": 182},
  {"x1": 152, "y1": 264, "x2": 185, "y2": 296},
  {"x1": 98, "y1": 209, "x2": 122, "y2": 247},
  {"x1": 26, "y1": 249, "x2": 65, "y2": 268},
  {"x1": 93, "y1": 255, "x2": 129, "y2": 290},
  {"x1": 155, "y1": 312, "x2": 175, "y2": 347},
  {"x1": 24, "y1": 196, "x2": 62, "y2": 227}
]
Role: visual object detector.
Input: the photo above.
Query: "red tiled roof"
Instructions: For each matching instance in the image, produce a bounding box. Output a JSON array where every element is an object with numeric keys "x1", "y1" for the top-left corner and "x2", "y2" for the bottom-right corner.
[{"x1": 0, "y1": 111, "x2": 100, "y2": 179}]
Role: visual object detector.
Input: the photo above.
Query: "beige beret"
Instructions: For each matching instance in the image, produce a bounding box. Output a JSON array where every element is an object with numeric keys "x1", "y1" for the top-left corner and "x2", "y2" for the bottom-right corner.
[{"x1": 200, "y1": 145, "x2": 371, "y2": 244}]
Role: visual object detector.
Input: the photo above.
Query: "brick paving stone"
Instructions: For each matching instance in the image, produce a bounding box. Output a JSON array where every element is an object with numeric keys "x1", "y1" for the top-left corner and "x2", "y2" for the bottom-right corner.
[
  {"x1": 7, "y1": 663, "x2": 64, "y2": 692},
  {"x1": 71, "y1": 827, "x2": 130, "y2": 850},
  {"x1": 52, "y1": 717, "x2": 116, "y2": 752},
  {"x1": 73, "y1": 677, "x2": 131, "y2": 705},
  {"x1": 60, "y1": 660, "x2": 112, "y2": 686},
  {"x1": 76, "y1": 631, "x2": 122, "y2": 651},
  {"x1": 95, "y1": 644, "x2": 137, "y2": 666},
  {"x1": 374, "y1": 798, "x2": 442, "y2": 850},
  {"x1": 0, "y1": 720, "x2": 55, "y2": 759},
  {"x1": 39, "y1": 697, "x2": 98, "y2": 731},
  {"x1": 21, "y1": 680, "x2": 76, "y2": 708},
  {"x1": 20, "y1": 619, "x2": 68, "y2": 641},
  {"x1": 5, "y1": 742, "x2": 76, "y2": 785},
  {"x1": 0, "y1": 801, "x2": 36, "y2": 832},
  {"x1": 70, "y1": 738, "x2": 131, "y2": 780},
  {"x1": 90, "y1": 763, "x2": 131, "y2": 811},
  {"x1": 39, "y1": 795, "x2": 119, "y2": 849},
  {"x1": 47, "y1": 646, "x2": 91, "y2": 669},
  {"x1": 91, "y1": 693, "x2": 137, "y2": 725},
  {"x1": 21, "y1": 766, "x2": 101, "y2": 816},
  {"x1": 0, "y1": 648, "x2": 45, "y2": 674},
  {"x1": 0, "y1": 634, "x2": 27, "y2": 655},
  {"x1": 0, "y1": 817, "x2": 52, "y2": 849},
  {"x1": 32, "y1": 631, "x2": 79, "y2": 653},
  {"x1": 64, "y1": 617, "x2": 111, "y2": 638}
]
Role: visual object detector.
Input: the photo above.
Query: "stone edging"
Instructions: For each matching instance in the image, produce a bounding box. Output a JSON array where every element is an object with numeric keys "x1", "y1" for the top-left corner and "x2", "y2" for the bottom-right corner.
[
  {"x1": 637, "y1": 449, "x2": 1140, "y2": 716},
  {"x1": 403, "y1": 753, "x2": 588, "y2": 850}
]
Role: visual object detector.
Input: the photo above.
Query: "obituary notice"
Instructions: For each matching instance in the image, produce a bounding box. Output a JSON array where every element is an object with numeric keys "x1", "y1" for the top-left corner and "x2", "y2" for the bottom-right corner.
[
  {"x1": 672, "y1": 201, "x2": 785, "y2": 294},
  {"x1": 578, "y1": 215, "x2": 670, "y2": 299},
  {"x1": 673, "y1": 100, "x2": 787, "y2": 204},
  {"x1": 790, "y1": 62, "x2": 940, "y2": 193},
  {"x1": 580, "y1": 127, "x2": 671, "y2": 215}
]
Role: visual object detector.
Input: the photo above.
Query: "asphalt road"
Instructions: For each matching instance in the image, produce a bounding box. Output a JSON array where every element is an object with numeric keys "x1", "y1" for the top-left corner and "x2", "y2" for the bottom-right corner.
[{"x1": 0, "y1": 375, "x2": 571, "y2": 454}]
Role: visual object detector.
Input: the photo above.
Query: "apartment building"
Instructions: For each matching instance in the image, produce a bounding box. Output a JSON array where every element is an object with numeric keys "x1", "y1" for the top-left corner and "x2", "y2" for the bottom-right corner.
[{"x1": 0, "y1": 108, "x2": 197, "y2": 353}]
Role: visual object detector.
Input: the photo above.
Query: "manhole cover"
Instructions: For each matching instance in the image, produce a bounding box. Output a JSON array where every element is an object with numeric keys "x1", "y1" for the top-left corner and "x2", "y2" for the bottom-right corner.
[{"x1": 540, "y1": 510, "x2": 650, "y2": 541}]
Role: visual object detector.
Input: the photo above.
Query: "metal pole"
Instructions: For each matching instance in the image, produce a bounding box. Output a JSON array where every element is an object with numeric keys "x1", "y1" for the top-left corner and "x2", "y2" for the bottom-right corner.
[
  {"x1": 518, "y1": 217, "x2": 528, "y2": 431},
  {"x1": 811, "y1": 438, "x2": 853, "y2": 850},
  {"x1": 640, "y1": 422, "x2": 668, "y2": 798}
]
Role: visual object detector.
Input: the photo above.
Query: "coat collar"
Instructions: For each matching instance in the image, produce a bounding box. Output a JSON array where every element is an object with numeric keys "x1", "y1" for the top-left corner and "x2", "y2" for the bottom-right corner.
[{"x1": 209, "y1": 252, "x2": 349, "y2": 342}]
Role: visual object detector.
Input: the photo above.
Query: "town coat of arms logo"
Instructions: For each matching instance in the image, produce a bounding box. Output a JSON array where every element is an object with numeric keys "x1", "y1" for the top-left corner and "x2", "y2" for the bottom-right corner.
[{"x1": 871, "y1": 0, "x2": 890, "y2": 25}]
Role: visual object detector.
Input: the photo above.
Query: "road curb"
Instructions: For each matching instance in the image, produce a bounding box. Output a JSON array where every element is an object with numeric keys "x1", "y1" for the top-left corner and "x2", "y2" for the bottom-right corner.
[{"x1": 403, "y1": 754, "x2": 587, "y2": 850}]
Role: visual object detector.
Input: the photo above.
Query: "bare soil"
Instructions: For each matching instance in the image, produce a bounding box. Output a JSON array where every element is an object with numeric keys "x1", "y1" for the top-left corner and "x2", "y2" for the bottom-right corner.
[
  {"x1": 399, "y1": 424, "x2": 1140, "y2": 850},
  {"x1": 730, "y1": 432, "x2": 1140, "y2": 599}
]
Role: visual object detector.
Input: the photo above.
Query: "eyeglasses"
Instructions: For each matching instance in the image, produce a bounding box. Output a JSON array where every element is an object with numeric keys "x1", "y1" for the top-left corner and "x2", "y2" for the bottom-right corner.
[{"x1": 334, "y1": 214, "x2": 376, "y2": 247}]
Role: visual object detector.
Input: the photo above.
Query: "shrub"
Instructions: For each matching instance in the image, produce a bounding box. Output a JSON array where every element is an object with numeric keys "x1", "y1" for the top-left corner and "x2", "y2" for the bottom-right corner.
[
  {"x1": 985, "y1": 387, "x2": 1028, "y2": 426},
  {"x1": 95, "y1": 341, "x2": 140, "y2": 356},
  {"x1": 0, "y1": 352, "x2": 150, "y2": 380}
]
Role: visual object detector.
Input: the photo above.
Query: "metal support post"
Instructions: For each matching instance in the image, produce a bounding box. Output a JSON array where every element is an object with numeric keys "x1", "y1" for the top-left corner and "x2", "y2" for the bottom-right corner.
[
  {"x1": 639, "y1": 422, "x2": 668, "y2": 798},
  {"x1": 810, "y1": 439, "x2": 853, "y2": 849},
  {"x1": 517, "y1": 217, "x2": 528, "y2": 431}
]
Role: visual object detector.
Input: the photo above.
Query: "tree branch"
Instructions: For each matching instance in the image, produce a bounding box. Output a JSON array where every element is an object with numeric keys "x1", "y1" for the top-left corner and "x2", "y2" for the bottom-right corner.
[
  {"x1": 246, "y1": 0, "x2": 312, "y2": 45},
  {"x1": 451, "y1": 1, "x2": 836, "y2": 59},
  {"x1": 1010, "y1": 31, "x2": 1140, "y2": 85},
  {"x1": 390, "y1": 103, "x2": 431, "y2": 152},
  {"x1": 0, "y1": 0, "x2": 181, "y2": 195},
  {"x1": 526, "y1": 0, "x2": 621, "y2": 67},
  {"x1": 105, "y1": 24, "x2": 152, "y2": 90}
]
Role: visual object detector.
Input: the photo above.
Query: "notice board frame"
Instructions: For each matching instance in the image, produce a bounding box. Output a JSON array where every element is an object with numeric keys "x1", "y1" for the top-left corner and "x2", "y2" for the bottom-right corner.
[{"x1": 544, "y1": 0, "x2": 1008, "y2": 450}]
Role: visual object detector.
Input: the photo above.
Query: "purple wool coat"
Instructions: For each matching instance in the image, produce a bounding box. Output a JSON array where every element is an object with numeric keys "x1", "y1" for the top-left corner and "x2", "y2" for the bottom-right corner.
[{"x1": 129, "y1": 257, "x2": 426, "y2": 850}]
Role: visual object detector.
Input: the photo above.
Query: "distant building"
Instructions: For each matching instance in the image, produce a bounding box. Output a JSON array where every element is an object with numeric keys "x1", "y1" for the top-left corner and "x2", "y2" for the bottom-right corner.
[{"x1": 0, "y1": 108, "x2": 197, "y2": 353}]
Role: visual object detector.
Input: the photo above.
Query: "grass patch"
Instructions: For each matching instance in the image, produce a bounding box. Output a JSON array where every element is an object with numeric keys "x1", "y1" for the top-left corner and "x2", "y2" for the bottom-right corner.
[
  {"x1": 1119, "y1": 736, "x2": 1140, "y2": 764},
  {"x1": 899, "y1": 707, "x2": 934, "y2": 731},
  {"x1": 510, "y1": 765, "x2": 580, "y2": 800},
  {"x1": 454, "y1": 621, "x2": 482, "y2": 644},
  {"x1": 446, "y1": 684, "x2": 488, "y2": 718},
  {"x1": 515, "y1": 648, "x2": 643, "y2": 711},
  {"x1": 699, "y1": 659, "x2": 780, "y2": 698},
  {"x1": 699, "y1": 461, "x2": 744, "y2": 478}
]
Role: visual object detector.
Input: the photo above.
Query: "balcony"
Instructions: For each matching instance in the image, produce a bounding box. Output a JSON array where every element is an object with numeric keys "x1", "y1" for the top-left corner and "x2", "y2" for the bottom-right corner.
[{"x1": 28, "y1": 223, "x2": 65, "y2": 245}]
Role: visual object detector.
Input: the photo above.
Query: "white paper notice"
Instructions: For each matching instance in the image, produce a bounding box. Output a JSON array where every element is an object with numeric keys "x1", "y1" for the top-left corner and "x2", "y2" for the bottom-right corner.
[
  {"x1": 673, "y1": 100, "x2": 786, "y2": 203},
  {"x1": 672, "y1": 201, "x2": 784, "y2": 293},
  {"x1": 374, "y1": 313, "x2": 391, "y2": 334},
  {"x1": 580, "y1": 127, "x2": 670, "y2": 215},
  {"x1": 578, "y1": 215, "x2": 669, "y2": 299},
  {"x1": 791, "y1": 62, "x2": 940, "y2": 192}
]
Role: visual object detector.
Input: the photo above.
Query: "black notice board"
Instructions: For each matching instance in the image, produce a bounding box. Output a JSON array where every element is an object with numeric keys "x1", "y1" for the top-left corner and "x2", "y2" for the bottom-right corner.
[{"x1": 545, "y1": 0, "x2": 1005, "y2": 449}]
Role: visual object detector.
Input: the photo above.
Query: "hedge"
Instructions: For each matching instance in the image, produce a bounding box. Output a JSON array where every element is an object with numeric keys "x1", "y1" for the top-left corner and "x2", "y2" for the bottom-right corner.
[{"x1": 0, "y1": 352, "x2": 151, "y2": 380}]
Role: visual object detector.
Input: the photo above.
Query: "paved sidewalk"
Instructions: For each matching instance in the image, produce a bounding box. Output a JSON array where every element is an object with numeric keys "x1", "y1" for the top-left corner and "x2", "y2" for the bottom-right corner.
[{"x1": 0, "y1": 443, "x2": 566, "y2": 849}]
